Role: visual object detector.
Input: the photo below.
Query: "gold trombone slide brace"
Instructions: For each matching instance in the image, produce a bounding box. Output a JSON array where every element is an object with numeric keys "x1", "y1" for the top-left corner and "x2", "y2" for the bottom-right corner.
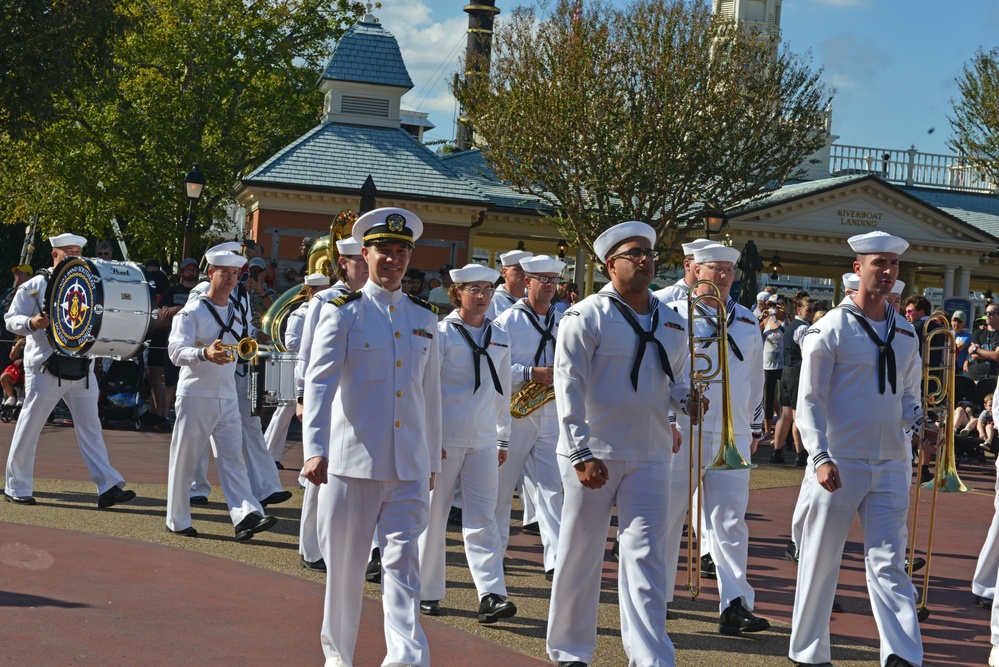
[{"x1": 198, "y1": 338, "x2": 259, "y2": 363}]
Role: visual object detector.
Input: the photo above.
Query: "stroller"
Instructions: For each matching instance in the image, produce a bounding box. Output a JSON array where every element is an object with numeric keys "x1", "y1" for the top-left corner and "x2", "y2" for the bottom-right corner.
[{"x1": 98, "y1": 356, "x2": 146, "y2": 430}]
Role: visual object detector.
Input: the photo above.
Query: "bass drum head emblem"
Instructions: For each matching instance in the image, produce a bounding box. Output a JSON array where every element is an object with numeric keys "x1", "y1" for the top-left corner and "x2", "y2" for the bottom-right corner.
[{"x1": 49, "y1": 258, "x2": 100, "y2": 355}]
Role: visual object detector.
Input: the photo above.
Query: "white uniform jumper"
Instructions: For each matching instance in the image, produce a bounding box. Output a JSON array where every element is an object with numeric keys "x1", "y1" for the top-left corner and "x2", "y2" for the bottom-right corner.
[
  {"x1": 418, "y1": 311, "x2": 512, "y2": 602},
  {"x1": 664, "y1": 296, "x2": 764, "y2": 614},
  {"x1": 790, "y1": 300, "x2": 923, "y2": 667},
  {"x1": 975, "y1": 386, "x2": 999, "y2": 640},
  {"x1": 484, "y1": 284, "x2": 519, "y2": 321},
  {"x1": 547, "y1": 287, "x2": 691, "y2": 667},
  {"x1": 166, "y1": 295, "x2": 264, "y2": 531},
  {"x1": 304, "y1": 280, "x2": 442, "y2": 667},
  {"x1": 4, "y1": 273, "x2": 127, "y2": 498},
  {"x1": 653, "y1": 278, "x2": 690, "y2": 306},
  {"x1": 493, "y1": 301, "x2": 563, "y2": 573},
  {"x1": 263, "y1": 299, "x2": 308, "y2": 463},
  {"x1": 187, "y1": 282, "x2": 284, "y2": 503}
]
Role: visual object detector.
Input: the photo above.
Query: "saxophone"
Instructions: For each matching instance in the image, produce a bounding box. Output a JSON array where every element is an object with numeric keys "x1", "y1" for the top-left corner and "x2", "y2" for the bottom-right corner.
[{"x1": 510, "y1": 376, "x2": 555, "y2": 418}]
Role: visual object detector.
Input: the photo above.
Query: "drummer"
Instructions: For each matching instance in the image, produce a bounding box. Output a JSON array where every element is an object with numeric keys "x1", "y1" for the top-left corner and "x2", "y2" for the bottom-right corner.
[{"x1": 3, "y1": 233, "x2": 138, "y2": 508}]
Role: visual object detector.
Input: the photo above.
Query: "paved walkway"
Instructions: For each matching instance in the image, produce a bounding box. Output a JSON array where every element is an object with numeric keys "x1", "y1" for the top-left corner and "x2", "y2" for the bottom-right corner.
[{"x1": 0, "y1": 419, "x2": 995, "y2": 665}]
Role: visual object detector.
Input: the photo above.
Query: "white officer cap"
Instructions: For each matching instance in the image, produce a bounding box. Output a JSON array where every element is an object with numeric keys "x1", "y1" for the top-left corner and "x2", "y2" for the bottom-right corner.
[
  {"x1": 593, "y1": 221, "x2": 656, "y2": 263},
  {"x1": 500, "y1": 250, "x2": 533, "y2": 266},
  {"x1": 49, "y1": 233, "x2": 87, "y2": 249},
  {"x1": 848, "y1": 231, "x2": 908, "y2": 255},
  {"x1": 450, "y1": 263, "x2": 500, "y2": 284},
  {"x1": 521, "y1": 254, "x2": 566, "y2": 274},
  {"x1": 335, "y1": 238, "x2": 363, "y2": 256},
  {"x1": 205, "y1": 251, "x2": 245, "y2": 268},
  {"x1": 304, "y1": 272, "x2": 331, "y2": 287},
  {"x1": 842, "y1": 272, "x2": 860, "y2": 291},
  {"x1": 681, "y1": 238, "x2": 716, "y2": 257},
  {"x1": 756, "y1": 291, "x2": 770, "y2": 303},
  {"x1": 206, "y1": 241, "x2": 243, "y2": 255},
  {"x1": 692, "y1": 243, "x2": 740, "y2": 265},
  {"x1": 352, "y1": 207, "x2": 423, "y2": 247},
  {"x1": 891, "y1": 280, "x2": 905, "y2": 295}
]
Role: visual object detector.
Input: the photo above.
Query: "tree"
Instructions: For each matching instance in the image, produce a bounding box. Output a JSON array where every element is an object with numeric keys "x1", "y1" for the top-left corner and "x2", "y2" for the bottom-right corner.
[
  {"x1": 949, "y1": 47, "x2": 999, "y2": 186},
  {"x1": 0, "y1": 0, "x2": 365, "y2": 260},
  {"x1": 455, "y1": 0, "x2": 831, "y2": 261}
]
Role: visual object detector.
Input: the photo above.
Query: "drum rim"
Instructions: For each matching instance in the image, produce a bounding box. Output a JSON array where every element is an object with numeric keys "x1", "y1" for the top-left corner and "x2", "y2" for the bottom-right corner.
[{"x1": 45, "y1": 256, "x2": 104, "y2": 356}]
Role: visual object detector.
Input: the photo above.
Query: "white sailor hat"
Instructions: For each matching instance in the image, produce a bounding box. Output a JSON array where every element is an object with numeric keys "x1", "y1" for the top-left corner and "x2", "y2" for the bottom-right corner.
[
  {"x1": 304, "y1": 272, "x2": 331, "y2": 287},
  {"x1": 352, "y1": 207, "x2": 422, "y2": 247},
  {"x1": 335, "y1": 237, "x2": 363, "y2": 256},
  {"x1": 891, "y1": 279, "x2": 905, "y2": 295},
  {"x1": 500, "y1": 250, "x2": 533, "y2": 266},
  {"x1": 692, "y1": 243, "x2": 740, "y2": 265},
  {"x1": 521, "y1": 254, "x2": 566, "y2": 274},
  {"x1": 848, "y1": 231, "x2": 909, "y2": 255},
  {"x1": 681, "y1": 238, "x2": 716, "y2": 257},
  {"x1": 756, "y1": 291, "x2": 770, "y2": 303},
  {"x1": 449, "y1": 263, "x2": 500, "y2": 284},
  {"x1": 49, "y1": 233, "x2": 87, "y2": 248},
  {"x1": 205, "y1": 251, "x2": 245, "y2": 268},
  {"x1": 206, "y1": 241, "x2": 243, "y2": 255},
  {"x1": 593, "y1": 221, "x2": 656, "y2": 263},
  {"x1": 842, "y1": 272, "x2": 860, "y2": 291}
]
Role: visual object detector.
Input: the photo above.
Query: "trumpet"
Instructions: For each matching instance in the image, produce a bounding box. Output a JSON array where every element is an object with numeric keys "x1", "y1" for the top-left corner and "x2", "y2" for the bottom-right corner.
[
  {"x1": 218, "y1": 337, "x2": 259, "y2": 363},
  {"x1": 907, "y1": 313, "x2": 971, "y2": 617},
  {"x1": 685, "y1": 279, "x2": 755, "y2": 600}
]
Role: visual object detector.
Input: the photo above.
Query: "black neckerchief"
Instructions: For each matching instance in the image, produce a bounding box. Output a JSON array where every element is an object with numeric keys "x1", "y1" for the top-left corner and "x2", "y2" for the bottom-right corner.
[
  {"x1": 601, "y1": 292, "x2": 674, "y2": 391},
  {"x1": 840, "y1": 300, "x2": 897, "y2": 395},
  {"x1": 695, "y1": 296, "x2": 744, "y2": 361},
  {"x1": 452, "y1": 320, "x2": 503, "y2": 394},
  {"x1": 199, "y1": 295, "x2": 243, "y2": 373},
  {"x1": 515, "y1": 301, "x2": 556, "y2": 366}
]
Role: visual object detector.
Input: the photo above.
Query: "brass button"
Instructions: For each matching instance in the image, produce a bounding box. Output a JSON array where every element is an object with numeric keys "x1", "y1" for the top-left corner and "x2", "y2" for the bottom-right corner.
[
  {"x1": 396, "y1": 360, "x2": 403, "y2": 367},
  {"x1": 364, "y1": 343, "x2": 369, "y2": 348},
  {"x1": 395, "y1": 332, "x2": 401, "y2": 338},
  {"x1": 395, "y1": 421, "x2": 401, "y2": 428},
  {"x1": 390, "y1": 305, "x2": 396, "y2": 312},
  {"x1": 396, "y1": 391, "x2": 403, "y2": 397}
]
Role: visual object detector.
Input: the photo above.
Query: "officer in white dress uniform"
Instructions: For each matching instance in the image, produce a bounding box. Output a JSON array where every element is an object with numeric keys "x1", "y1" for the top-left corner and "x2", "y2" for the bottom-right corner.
[
  {"x1": 187, "y1": 242, "x2": 291, "y2": 509},
  {"x1": 3, "y1": 233, "x2": 136, "y2": 508},
  {"x1": 493, "y1": 254, "x2": 565, "y2": 578},
  {"x1": 789, "y1": 231, "x2": 923, "y2": 667},
  {"x1": 986, "y1": 383, "x2": 999, "y2": 666},
  {"x1": 301, "y1": 207, "x2": 442, "y2": 667},
  {"x1": 547, "y1": 222, "x2": 697, "y2": 667},
  {"x1": 653, "y1": 238, "x2": 715, "y2": 305},
  {"x1": 263, "y1": 272, "x2": 330, "y2": 468},
  {"x1": 165, "y1": 249, "x2": 277, "y2": 540},
  {"x1": 295, "y1": 239, "x2": 368, "y2": 574},
  {"x1": 664, "y1": 243, "x2": 770, "y2": 635},
  {"x1": 417, "y1": 263, "x2": 517, "y2": 623},
  {"x1": 485, "y1": 249, "x2": 532, "y2": 321}
]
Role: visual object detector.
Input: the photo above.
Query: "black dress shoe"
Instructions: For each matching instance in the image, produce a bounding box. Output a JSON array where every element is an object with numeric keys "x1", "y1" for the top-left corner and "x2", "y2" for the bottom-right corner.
[
  {"x1": 700, "y1": 553, "x2": 717, "y2": 580},
  {"x1": 477, "y1": 593, "x2": 517, "y2": 623},
  {"x1": 522, "y1": 521, "x2": 541, "y2": 536},
  {"x1": 366, "y1": 547, "x2": 381, "y2": 583},
  {"x1": 189, "y1": 495, "x2": 209, "y2": 505},
  {"x1": 785, "y1": 540, "x2": 798, "y2": 564},
  {"x1": 167, "y1": 525, "x2": 198, "y2": 537},
  {"x1": 831, "y1": 598, "x2": 843, "y2": 613},
  {"x1": 301, "y1": 556, "x2": 326, "y2": 572},
  {"x1": 770, "y1": 447, "x2": 785, "y2": 464},
  {"x1": 718, "y1": 598, "x2": 770, "y2": 635},
  {"x1": 447, "y1": 505, "x2": 463, "y2": 527},
  {"x1": 885, "y1": 654, "x2": 915, "y2": 667},
  {"x1": 260, "y1": 490, "x2": 293, "y2": 507},
  {"x1": 906, "y1": 556, "x2": 926, "y2": 573},
  {"x1": 791, "y1": 661, "x2": 834, "y2": 666},
  {"x1": 611, "y1": 539, "x2": 619, "y2": 562},
  {"x1": 234, "y1": 512, "x2": 277, "y2": 541},
  {"x1": 98, "y1": 486, "x2": 136, "y2": 509},
  {"x1": 796, "y1": 451, "x2": 809, "y2": 467},
  {"x1": 920, "y1": 468, "x2": 934, "y2": 484},
  {"x1": 420, "y1": 600, "x2": 441, "y2": 616},
  {"x1": 275, "y1": 461, "x2": 285, "y2": 470},
  {"x1": 557, "y1": 663, "x2": 587, "y2": 667},
  {"x1": 3, "y1": 492, "x2": 36, "y2": 505},
  {"x1": 916, "y1": 606, "x2": 930, "y2": 622},
  {"x1": 545, "y1": 568, "x2": 555, "y2": 581},
  {"x1": 977, "y1": 594, "x2": 994, "y2": 608}
]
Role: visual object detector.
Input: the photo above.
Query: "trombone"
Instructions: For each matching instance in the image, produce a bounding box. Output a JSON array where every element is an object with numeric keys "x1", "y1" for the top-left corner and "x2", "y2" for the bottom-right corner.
[
  {"x1": 907, "y1": 312, "x2": 971, "y2": 616},
  {"x1": 685, "y1": 279, "x2": 755, "y2": 600}
]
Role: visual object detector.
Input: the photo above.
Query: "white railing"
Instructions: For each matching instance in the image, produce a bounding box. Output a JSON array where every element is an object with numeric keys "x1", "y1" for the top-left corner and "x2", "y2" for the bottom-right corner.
[{"x1": 829, "y1": 144, "x2": 998, "y2": 194}]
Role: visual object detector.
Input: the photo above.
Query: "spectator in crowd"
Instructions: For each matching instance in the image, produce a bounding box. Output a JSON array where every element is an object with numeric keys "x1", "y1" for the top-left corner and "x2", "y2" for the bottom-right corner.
[
  {"x1": 953, "y1": 310, "x2": 972, "y2": 372},
  {"x1": 143, "y1": 258, "x2": 170, "y2": 305},
  {"x1": 95, "y1": 241, "x2": 114, "y2": 260},
  {"x1": 245, "y1": 240, "x2": 276, "y2": 288},
  {"x1": 428, "y1": 265, "x2": 454, "y2": 313},
  {"x1": 762, "y1": 295, "x2": 786, "y2": 446},
  {"x1": 969, "y1": 304, "x2": 999, "y2": 381},
  {"x1": 402, "y1": 269, "x2": 424, "y2": 296},
  {"x1": 960, "y1": 393, "x2": 996, "y2": 451},
  {"x1": 773, "y1": 292, "x2": 814, "y2": 466},
  {"x1": 0, "y1": 264, "x2": 33, "y2": 365},
  {"x1": 245, "y1": 257, "x2": 277, "y2": 329},
  {"x1": 1, "y1": 336, "x2": 25, "y2": 407},
  {"x1": 157, "y1": 258, "x2": 200, "y2": 419},
  {"x1": 754, "y1": 291, "x2": 771, "y2": 321},
  {"x1": 553, "y1": 281, "x2": 578, "y2": 313},
  {"x1": 297, "y1": 236, "x2": 315, "y2": 278}
]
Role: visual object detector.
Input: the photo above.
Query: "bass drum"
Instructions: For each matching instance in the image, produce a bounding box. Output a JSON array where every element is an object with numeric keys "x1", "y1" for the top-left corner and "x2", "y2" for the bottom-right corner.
[{"x1": 45, "y1": 256, "x2": 156, "y2": 359}]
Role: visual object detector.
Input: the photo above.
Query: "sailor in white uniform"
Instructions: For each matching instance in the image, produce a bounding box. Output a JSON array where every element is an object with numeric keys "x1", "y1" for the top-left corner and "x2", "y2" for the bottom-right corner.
[
  {"x1": 664, "y1": 242, "x2": 770, "y2": 635},
  {"x1": 654, "y1": 238, "x2": 715, "y2": 304},
  {"x1": 485, "y1": 249, "x2": 532, "y2": 321},
  {"x1": 295, "y1": 238, "x2": 368, "y2": 574},
  {"x1": 302, "y1": 207, "x2": 442, "y2": 667},
  {"x1": 263, "y1": 272, "x2": 329, "y2": 468},
  {"x1": 789, "y1": 231, "x2": 923, "y2": 667},
  {"x1": 986, "y1": 382, "x2": 999, "y2": 667},
  {"x1": 165, "y1": 248, "x2": 277, "y2": 540},
  {"x1": 3, "y1": 233, "x2": 136, "y2": 508},
  {"x1": 187, "y1": 242, "x2": 291, "y2": 509},
  {"x1": 493, "y1": 254, "x2": 565, "y2": 578},
  {"x1": 417, "y1": 263, "x2": 516, "y2": 623},
  {"x1": 547, "y1": 222, "x2": 696, "y2": 667}
]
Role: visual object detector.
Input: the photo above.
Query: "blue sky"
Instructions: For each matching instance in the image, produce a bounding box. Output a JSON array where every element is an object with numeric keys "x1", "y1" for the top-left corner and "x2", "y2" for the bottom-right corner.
[{"x1": 367, "y1": 0, "x2": 999, "y2": 156}]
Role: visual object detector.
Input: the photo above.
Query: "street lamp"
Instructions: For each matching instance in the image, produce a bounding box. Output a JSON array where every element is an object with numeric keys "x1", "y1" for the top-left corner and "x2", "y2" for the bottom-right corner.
[
  {"x1": 556, "y1": 239, "x2": 568, "y2": 260},
  {"x1": 702, "y1": 208, "x2": 727, "y2": 238},
  {"x1": 181, "y1": 163, "x2": 206, "y2": 260},
  {"x1": 769, "y1": 254, "x2": 783, "y2": 281}
]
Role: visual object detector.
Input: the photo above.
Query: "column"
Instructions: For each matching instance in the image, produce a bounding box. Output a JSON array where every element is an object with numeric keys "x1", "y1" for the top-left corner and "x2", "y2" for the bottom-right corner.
[
  {"x1": 943, "y1": 265, "x2": 955, "y2": 300},
  {"x1": 957, "y1": 266, "x2": 971, "y2": 300}
]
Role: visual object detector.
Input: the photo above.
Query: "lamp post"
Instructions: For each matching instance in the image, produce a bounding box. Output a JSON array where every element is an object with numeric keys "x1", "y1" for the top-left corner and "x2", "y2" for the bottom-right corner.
[
  {"x1": 769, "y1": 254, "x2": 783, "y2": 281},
  {"x1": 181, "y1": 163, "x2": 205, "y2": 260},
  {"x1": 556, "y1": 238, "x2": 568, "y2": 260},
  {"x1": 702, "y1": 208, "x2": 727, "y2": 238}
]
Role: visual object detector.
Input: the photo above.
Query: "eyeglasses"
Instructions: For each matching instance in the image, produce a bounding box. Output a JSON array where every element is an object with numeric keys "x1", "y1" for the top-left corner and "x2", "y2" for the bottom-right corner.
[
  {"x1": 609, "y1": 248, "x2": 659, "y2": 262},
  {"x1": 987, "y1": 312, "x2": 999, "y2": 316},
  {"x1": 96, "y1": 252, "x2": 112, "y2": 258},
  {"x1": 461, "y1": 286, "x2": 496, "y2": 297},
  {"x1": 700, "y1": 263, "x2": 735, "y2": 275},
  {"x1": 528, "y1": 275, "x2": 562, "y2": 285},
  {"x1": 904, "y1": 309, "x2": 917, "y2": 315}
]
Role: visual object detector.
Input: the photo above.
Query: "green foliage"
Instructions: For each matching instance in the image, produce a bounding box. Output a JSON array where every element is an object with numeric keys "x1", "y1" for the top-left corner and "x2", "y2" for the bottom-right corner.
[
  {"x1": 949, "y1": 47, "x2": 999, "y2": 185},
  {"x1": 455, "y1": 0, "x2": 831, "y2": 260},
  {"x1": 0, "y1": 0, "x2": 365, "y2": 260}
]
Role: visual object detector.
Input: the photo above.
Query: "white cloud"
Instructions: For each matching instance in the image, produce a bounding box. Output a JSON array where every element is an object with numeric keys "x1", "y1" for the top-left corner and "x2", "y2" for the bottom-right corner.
[{"x1": 819, "y1": 33, "x2": 892, "y2": 88}]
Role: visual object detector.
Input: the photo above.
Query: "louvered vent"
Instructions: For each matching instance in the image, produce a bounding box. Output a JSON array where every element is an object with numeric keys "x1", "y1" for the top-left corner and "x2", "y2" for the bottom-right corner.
[
  {"x1": 715, "y1": 0, "x2": 735, "y2": 19},
  {"x1": 341, "y1": 96, "x2": 390, "y2": 117}
]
